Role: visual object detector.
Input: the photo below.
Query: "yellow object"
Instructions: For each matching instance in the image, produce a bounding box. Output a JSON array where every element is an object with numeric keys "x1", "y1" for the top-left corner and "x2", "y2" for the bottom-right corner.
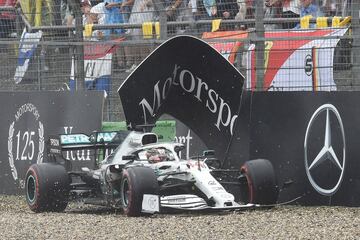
[
  {"x1": 300, "y1": 15, "x2": 312, "y2": 29},
  {"x1": 84, "y1": 24, "x2": 93, "y2": 37},
  {"x1": 316, "y1": 17, "x2": 328, "y2": 28},
  {"x1": 339, "y1": 16, "x2": 351, "y2": 27},
  {"x1": 332, "y1": 16, "x2": 341, "y2": 27},
  {"x1": 155, "y1": 22, "x2": 160, "y2": 39},
  {"x1": 264, "y1": 41, "x2": 273, "y2": 74},
  {"x1": 211, "y1": 19, "x2": 222, "y2": 32},
  {"x1": 20, "y1": 0, "x2": 54, "y2": 26},
  {"x1": 35, "y1": 0, "x2": 42, "y2": 27},
  {"x1": 142, "y1": 22, "x2": 153, "y2": 39}
]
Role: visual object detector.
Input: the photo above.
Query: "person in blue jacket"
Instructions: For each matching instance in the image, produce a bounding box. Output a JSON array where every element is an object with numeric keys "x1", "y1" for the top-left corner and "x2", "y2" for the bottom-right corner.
[{"x1": 104, "y1": 0, "x2": 125, "y2": 36}]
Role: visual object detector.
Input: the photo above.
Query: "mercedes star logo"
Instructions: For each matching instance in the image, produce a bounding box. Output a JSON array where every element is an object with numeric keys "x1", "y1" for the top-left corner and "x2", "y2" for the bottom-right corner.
[{"x1": 304, "y1": 104, "x2": 346, "y2": 196}]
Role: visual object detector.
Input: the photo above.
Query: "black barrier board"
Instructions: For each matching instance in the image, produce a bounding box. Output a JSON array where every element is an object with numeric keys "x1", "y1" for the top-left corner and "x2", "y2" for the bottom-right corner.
[
  {"x1": 119, "y1": 35, "x2": 245, "y2": 161},
  {"x1": 247, "y1": 92, "x2": 360, "y2": 206},
  {"x1": 0, "y1": 91, "x2": 104, "y2": 194}
]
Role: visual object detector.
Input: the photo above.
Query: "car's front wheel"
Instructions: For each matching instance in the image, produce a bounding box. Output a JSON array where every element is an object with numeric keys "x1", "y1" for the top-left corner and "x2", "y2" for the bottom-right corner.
[
  {"x1": 120, "y1": 166, "x2": 159, "y2": 216},
  {"x1": 239, "y1": 159, "x2": 278, "y2": 205}
]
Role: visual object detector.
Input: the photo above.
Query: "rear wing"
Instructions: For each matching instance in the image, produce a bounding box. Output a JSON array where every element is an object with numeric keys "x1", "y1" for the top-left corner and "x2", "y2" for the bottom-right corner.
[{"x1": 47, "y1": 131, "x2": 129, "y2": 156}]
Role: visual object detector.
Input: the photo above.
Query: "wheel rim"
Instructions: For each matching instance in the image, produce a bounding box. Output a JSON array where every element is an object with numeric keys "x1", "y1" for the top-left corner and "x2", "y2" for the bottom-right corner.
[
  {"x1": 26, "y1": 175, "x2": 36, "y2": 203},
  {"x1": 121, "y1": 178, "x2": 130, "y2": 207}
]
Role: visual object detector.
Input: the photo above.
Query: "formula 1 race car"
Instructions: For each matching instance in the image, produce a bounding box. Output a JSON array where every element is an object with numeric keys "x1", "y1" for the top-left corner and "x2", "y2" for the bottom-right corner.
[{"x1": 25, "y1": 130, "x2": 279, "y2": 216}]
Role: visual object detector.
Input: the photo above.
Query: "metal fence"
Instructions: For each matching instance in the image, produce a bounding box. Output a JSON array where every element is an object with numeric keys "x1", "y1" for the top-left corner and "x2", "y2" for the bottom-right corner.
[{"x1": 0, "y1": 0, "x2": 359, "y2": 121}]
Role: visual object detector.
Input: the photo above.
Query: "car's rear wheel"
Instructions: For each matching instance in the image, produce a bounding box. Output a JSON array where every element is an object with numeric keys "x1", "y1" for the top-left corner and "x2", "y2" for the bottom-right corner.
[
  {"x1": 239, "y1": 159, "x2": 278, "y2": 205},
  {"x1": 120, "y1": 166, "x2": 159, "y2": 217},
  {"x1": 25, "y1": 163, "x2": 70, "y2": 212}
]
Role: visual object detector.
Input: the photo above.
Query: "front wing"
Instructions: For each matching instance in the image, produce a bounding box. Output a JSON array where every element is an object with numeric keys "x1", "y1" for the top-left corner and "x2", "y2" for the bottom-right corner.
[{"x1": 141, "y1": 194, "x2": 262, "y2": 214}]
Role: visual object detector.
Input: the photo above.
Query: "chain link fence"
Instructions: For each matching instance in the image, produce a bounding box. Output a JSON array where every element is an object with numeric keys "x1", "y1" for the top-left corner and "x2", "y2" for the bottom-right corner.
[{"x1": 0, "y1": 0, "x2": 358, "y2": 121}]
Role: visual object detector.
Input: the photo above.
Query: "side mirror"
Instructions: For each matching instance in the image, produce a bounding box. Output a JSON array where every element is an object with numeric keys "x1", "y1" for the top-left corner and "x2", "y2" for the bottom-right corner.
[{"x1": 203, "y1": 150, "x2": 215, "y2": 157}]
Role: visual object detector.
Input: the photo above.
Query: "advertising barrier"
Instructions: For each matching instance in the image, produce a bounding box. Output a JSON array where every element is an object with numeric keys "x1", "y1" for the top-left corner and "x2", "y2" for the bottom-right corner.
[
  {"x1": 0, "y1": 91, "x2": 104, "y2": 194},
  {"x1": 240, "y1": 92, "x2": 360, "y2": 206}
]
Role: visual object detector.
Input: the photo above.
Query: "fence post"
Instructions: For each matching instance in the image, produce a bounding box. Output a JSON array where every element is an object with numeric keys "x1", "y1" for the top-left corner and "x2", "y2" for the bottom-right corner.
[
  {"x1": 68, "y1": 0, "x2": 85, "y2": 91},
  {"x1": 351, "y1": 2, "x2": 360, "y2": 89},
  {"x1": 255, "y1": 0, "x2": 265, "y2": 91}
]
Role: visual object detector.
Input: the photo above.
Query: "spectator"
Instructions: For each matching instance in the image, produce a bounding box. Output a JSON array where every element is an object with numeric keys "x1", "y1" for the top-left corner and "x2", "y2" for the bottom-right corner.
[
  {"x1": 66, "y1": 0, "x2": 92, "y2": 26},
  {"x1": 104, "y1": 0, "x2": 125, "y2": 36},
  {"x1": 164, "y1": 0, "x2": 188, "y2": 35},
  {"x1": 192, "y1": 0, "x2": 217, "y2": 33},
  {"x1": 0, "y1": 0, "x2": 17, "y2": 38},
  {"x1": 81, "y1": 0, "x2": 92, "y2": 24},
  {"x1": 264, "y1": 0, "x2": 283, "y2": 30},
  {"x1": 90, "y1": 1, "x2": 106, "y2": 24},
  {"x1": 318, "y1": 0, "x2": 335, "y2": 16},
  {"x1": 103, "y1": 0, "x2": 129, "y2": 70},
  {"x1": 292, "y1": 0, "x2": 322, "y2": 28},
  {"x1": 299, "y1": 0, "x2": 322, "y2": 18},
  {"x1": 214, "y1": 0, "x2": 239, "y2": 30},
  {"x1": 87, "y1": 2, "x2": 107, "y2": 40},
  {"x1": 281, "y1": 0, "x2": 300, "y2": 29},
  {"x1": 234, "y1": 0, "x2": 247, "y2": 30},
  {"x1": 120, "y1": 0, "x2": 134, "y2": 23}
]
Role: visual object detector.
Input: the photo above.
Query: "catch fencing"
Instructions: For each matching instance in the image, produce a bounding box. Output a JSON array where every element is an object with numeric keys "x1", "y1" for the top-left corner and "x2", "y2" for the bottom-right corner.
[{"x1": 0, "y1": 0, "x2": 359, "y2": 121}]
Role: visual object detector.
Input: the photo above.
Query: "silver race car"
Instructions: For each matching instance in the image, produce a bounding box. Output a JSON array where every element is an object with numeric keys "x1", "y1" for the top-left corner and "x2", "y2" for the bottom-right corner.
[{"x1": 25, "y1": 130, "x2": 279, "y2": 216}]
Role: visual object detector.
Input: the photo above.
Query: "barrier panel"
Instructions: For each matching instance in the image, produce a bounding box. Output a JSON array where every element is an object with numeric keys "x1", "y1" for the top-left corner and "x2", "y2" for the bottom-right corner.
[
  {"x1": 239, "y1": 92, "x2": 360, "y2": 206},
  {"x1": 0, "y1": 91, "x2": 104, "y2": 194}
]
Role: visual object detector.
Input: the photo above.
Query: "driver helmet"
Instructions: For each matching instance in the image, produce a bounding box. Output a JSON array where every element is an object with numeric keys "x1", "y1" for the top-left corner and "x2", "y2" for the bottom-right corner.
[{"x1": 146, "y1": 148, "x2": 167, "y2": 163}]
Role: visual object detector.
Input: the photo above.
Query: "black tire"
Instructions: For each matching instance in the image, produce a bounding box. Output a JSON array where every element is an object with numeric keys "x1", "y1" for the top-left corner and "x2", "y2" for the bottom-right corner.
[
  {"x1": 120, "y1": 166, "x2": 159, "y2": 217},
  {"x1": 239, "y1": 159, "x2": 278, "y2": 205},
  {"x1": 25, "y1": 163, "x2": 70, "y2": 212}
]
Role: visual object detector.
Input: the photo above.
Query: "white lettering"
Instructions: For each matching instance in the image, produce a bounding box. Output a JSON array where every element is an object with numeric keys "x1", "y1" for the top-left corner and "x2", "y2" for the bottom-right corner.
[
  {"x1": 64, "y1": 126, "x2": 76, "y2": 161},
  {"x1": 162, "y1": 77, "x2": 172, "y2": 99},
  {"x1": 139, "y1": 81, "x2": 162, "y2": 123},
  {"x1": 179, "y1": 70, "x2": 195, "y2": 93},
  {"x1": 194, "y1": 77, "x2": 208, "y2": 102},
  {"x1": 206, "y1": 89, "x2": 218, "y2": 113},
  {"x1": 215, "y1": 98, "x2": 232, "y2": 130},
  {"x1": 139, "y1": 64, "x2": 239, "y2": 135},
  {"x1": 15, "y1": 103, "x2": 40, "y2": 121}
]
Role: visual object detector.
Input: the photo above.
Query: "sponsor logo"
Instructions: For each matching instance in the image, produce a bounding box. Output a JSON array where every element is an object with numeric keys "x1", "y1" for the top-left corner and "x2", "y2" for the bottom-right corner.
[
  {"x1": 304, "y1": 54, "x2": 313, "y2": 76},
  {"x1": 208, "y1": 180, "x2": 216, "y2": 185},
  {"x1": 63, "y1": 126, "x2": 91, "y2": 161},
  {"x1": 147, "y1": 196, "x2": 158, "y2": 209},
  {"x1": 139, "y1": 64, "x2": 238, "y2": 135},
  {"x1": 304, "y1": 104, "x2": 346, "y2": 196},
  {"x1": 8, "y1": 103, "x2": 44, "y2": 188}
]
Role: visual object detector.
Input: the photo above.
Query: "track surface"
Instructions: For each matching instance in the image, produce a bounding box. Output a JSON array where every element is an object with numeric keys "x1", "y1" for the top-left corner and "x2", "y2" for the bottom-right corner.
[{"x1": 1, "y1": 195, "x2": 359, "y2": 239}]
